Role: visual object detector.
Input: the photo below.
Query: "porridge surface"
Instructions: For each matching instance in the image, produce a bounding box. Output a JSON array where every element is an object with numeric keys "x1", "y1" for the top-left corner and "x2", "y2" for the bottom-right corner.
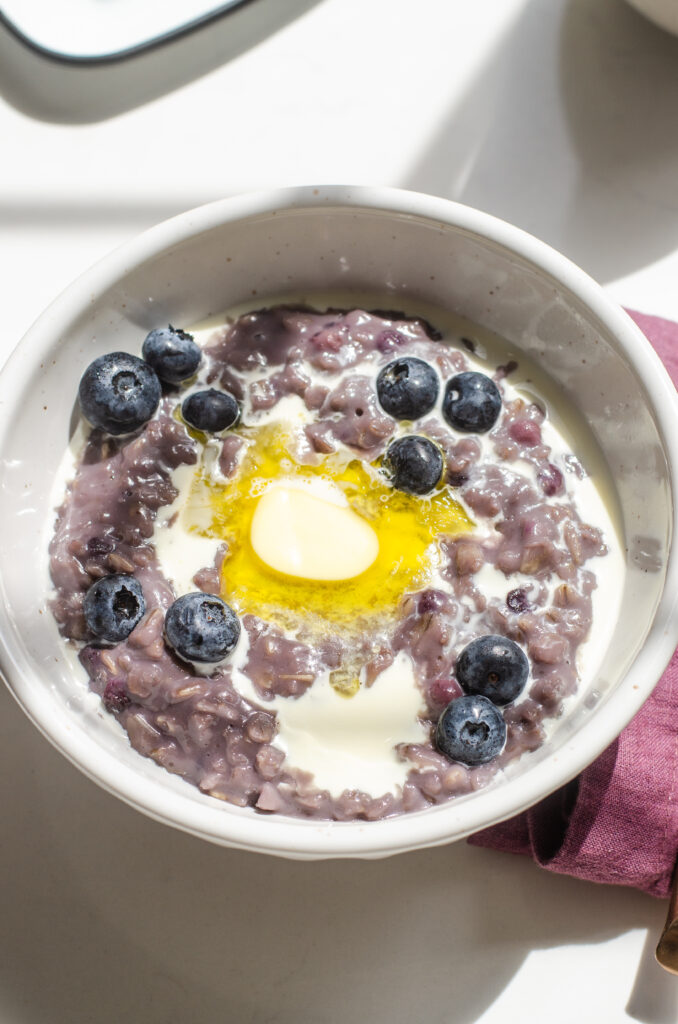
[{"x1": 48, "y1": 301, "x2": 622, "y2": 820}]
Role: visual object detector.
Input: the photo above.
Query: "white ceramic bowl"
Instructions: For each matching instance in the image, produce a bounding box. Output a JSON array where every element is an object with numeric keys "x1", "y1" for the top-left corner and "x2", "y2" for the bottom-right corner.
[{"x1": 1, "y1": 186, "x2": 678, "y2": 859}]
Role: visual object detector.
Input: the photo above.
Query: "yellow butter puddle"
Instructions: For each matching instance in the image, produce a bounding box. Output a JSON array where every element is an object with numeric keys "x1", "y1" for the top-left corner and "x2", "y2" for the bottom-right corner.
[{"x1": 179, "y1": 424, "x2": 472, "y2": 632}]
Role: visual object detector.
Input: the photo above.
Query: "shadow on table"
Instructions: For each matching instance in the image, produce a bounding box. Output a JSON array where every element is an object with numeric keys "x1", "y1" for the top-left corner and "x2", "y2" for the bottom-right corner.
[
  {"x1": 0, "y1": 0, "x2": 321, "y2": 124},
  {"x1": 402, "y1": 0, "x2": 678, "y2": 286},
  {"x1": 0, "y1": 198, "x2": 222, "y2": 228},
  {"x1": 0, "y1": 683, "x2": 673, "y2": 1024}
]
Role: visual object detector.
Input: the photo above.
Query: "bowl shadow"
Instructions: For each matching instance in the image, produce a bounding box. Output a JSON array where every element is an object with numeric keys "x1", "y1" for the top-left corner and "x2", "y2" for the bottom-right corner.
[{"x1": 402, "y1": 0, "x2": 678, "y2": 285}]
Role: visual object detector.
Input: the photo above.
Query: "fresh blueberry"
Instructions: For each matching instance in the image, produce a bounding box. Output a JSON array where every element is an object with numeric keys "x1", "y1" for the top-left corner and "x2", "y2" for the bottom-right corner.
[
  {"x1": 435, "y1": 695, "x2": 506, "y2": 765},
  {"x1": 376, "y1": 357, "x2": 439, "y2": 420},
  {"x1": 442, "y1": 371, "x2": 501, "y2": 433},
  {"x1": 455, "y1": 634, "x2": 529, "y2": 706},
  {"x1": 164, "y1": 592, "x2": 240, "y2": 664},
  {"x1": 83, "y1": 574, "x2": 146, "y2": 644},
  {"x1": 384, "y1": 435, "x2": 443, "y2": 495},
  {"x1": 142, "y1": 325, "x2": 201, "y2": 384},
  {"x1": 182, "y1": 389, "x2": 239, "y2": 433},
  {"x1": 79, "y1": 352, "x2": 161, "y2": 435}
]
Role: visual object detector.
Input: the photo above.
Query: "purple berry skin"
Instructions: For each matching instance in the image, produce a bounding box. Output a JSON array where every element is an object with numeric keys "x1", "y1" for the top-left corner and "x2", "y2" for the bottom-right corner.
[
  {"x1": 142, "y1": 325, "x2": 201, "y2": 384},
  {"x1": 384, "y1": 435, "x2": 443, "y2": 495},
  {"x1": 376, "y1": 330, "x2": 407, "y2": 354},
  {"x1": 79, "y1": 352, "x2": 161, "y2": 435},
  {"x1": 182, "y1": 389, "x2": 239, "y2": 433},
  {"x1": 435, "y1": 695, "x2": 506, "y2": 765},
  {"x1": 455, "y1": 634, "x2": 529, "y2": 706},
  {"x1": 506, "y1": 588, "x2": 530, "y2": 613},
  {"x1": 443, "y1": 371, "x2": 501, "y2": 433},
  {"x1": 86, "y1": 535, "x2": 115, "y2": 557},
  {"x1": 538, "y1": 463, "x2": 564, "y2": 497},
  {"x1": 417, "y1": 589, "x2": 449, "y2": 616},
  {"x1": 103, "y1": 678, "x2": 131, "y2": 714},
  {"x1": 164, "y1": 592, "x2": 240, "y2": 664},
  {"x1": 83, "y1": 574, "x2": 146, "y2": 644},
  {"x1": 376, "y1": 357, "x2": 439, "y2": 420}
]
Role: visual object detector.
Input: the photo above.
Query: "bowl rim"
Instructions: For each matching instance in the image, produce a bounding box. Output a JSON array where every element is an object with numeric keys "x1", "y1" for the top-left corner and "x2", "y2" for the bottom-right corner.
[{"x1": 2, "y1": 183, "x2": 678, "y2": 857}]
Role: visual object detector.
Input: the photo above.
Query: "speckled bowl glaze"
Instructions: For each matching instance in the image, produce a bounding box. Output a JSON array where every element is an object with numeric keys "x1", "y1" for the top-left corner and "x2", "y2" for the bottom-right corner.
[{"x1": 1, "y1": 186, "x2": 677, "y2": 858}]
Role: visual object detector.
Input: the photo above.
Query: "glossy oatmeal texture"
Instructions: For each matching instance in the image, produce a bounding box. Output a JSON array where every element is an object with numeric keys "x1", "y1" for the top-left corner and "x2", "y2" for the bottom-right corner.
[{"x1": 49, "y1": 304, "x2": 614, "y2": 820}]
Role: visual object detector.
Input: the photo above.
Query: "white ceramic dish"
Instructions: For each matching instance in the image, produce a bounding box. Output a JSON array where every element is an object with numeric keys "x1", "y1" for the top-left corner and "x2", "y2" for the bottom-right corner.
[{"x1": 1, "y1": 185, "x2": 677, "y2": 859}]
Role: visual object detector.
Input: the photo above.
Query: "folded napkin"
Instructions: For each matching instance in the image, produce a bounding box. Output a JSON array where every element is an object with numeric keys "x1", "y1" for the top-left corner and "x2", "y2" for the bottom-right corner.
[{"x1": 468, "y1": 309, "x2": 678, "y2": 899}]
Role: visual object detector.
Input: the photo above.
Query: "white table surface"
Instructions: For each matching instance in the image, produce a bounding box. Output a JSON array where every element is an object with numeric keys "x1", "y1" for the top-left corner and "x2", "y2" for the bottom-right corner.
[{"x1": 2, "y1": 0, "x2": 678, "y2": 1021}]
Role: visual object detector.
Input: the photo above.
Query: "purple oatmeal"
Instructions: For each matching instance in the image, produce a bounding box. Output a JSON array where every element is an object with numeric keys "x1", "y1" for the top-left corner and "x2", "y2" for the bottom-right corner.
[{"x1": 49, "y1": 305, "x2": 615, "y2": 820}]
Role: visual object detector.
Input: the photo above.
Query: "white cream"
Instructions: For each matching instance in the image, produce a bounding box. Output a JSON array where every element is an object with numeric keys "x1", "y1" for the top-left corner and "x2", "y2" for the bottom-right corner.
[
  {"x1": 246, "y1": 393, "x2": 311, "y2": 429},
  {"x1": 250, "y1": 482, "x2": 379, "y2": 581},
  {"x1": 153, "y1": 462, "x2": 223, "y2": 598},
  {"x1": 232, "y1": 651, "x2": 428, "y2": 797},
  {"x1": 472, "y1": 562, "x2": 517, "y2": 602},
  {"x1": 48, "y1": 419, "x2": 91, "y2": 515}
]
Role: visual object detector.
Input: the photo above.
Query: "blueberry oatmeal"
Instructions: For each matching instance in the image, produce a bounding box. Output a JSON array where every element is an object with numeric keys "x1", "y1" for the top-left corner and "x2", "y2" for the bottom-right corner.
[{"x1": 48, "y1": 299, "x2": 623, "y2": 820}]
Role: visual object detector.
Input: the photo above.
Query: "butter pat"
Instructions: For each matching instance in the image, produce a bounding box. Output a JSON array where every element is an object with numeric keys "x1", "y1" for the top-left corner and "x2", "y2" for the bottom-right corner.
[{"x1": 250, "y1": 484, "x2": 379, "y2": 581}]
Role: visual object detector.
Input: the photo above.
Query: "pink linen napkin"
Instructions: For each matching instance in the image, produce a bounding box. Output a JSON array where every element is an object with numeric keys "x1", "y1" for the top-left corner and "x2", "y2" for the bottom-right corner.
[{"x1": 468, "y1": 310, "x2": 678, "y2": 899}]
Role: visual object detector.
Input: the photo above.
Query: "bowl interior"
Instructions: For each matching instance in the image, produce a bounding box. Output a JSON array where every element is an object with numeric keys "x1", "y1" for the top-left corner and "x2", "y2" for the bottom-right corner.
[{"x1": 0, "y1": 190, "x2": 674, "y2": 857}]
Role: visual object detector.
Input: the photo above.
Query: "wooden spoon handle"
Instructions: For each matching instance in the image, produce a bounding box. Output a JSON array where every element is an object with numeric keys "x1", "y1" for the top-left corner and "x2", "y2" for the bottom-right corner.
[{"x1": 656, "y1": 861, "x2": 678, "y2": 973}]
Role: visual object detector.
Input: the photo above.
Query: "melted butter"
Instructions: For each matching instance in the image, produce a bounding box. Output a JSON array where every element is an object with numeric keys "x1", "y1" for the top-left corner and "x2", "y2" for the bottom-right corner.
[
  {"x1": 250, "y1": 483, "x2": 380, "y2": 581},
  {"x1": 184, "y1": 423, "x2": 472, "y2": 628}
]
